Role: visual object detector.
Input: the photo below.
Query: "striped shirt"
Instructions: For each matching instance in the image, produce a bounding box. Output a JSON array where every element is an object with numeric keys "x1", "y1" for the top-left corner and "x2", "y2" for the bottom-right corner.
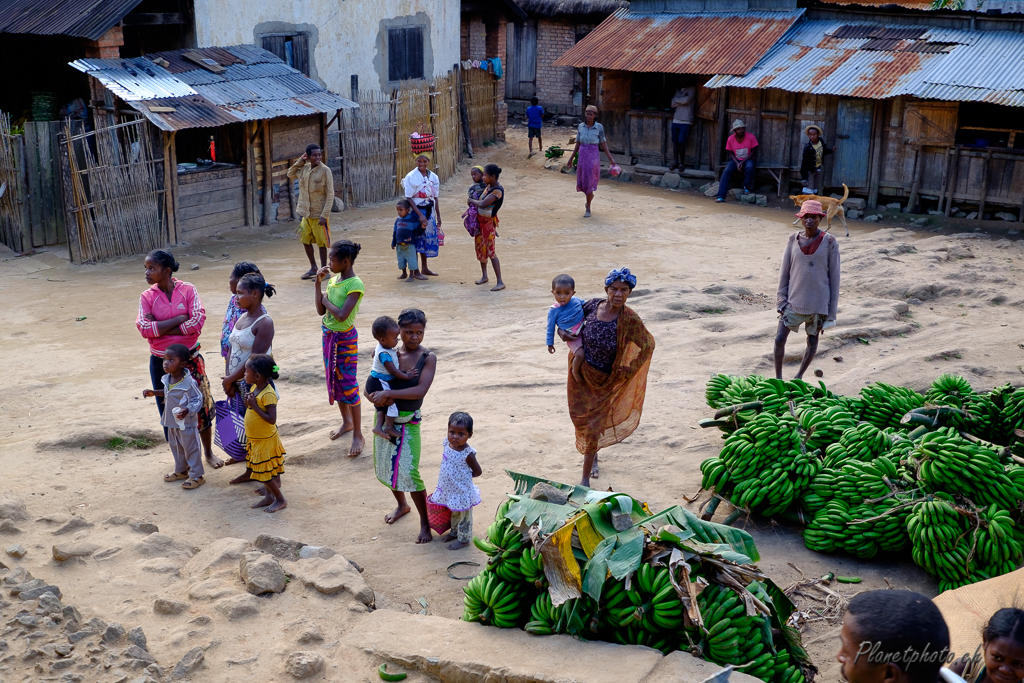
[{"x1": 137, "y1": 279, "x2": 206, "y2": 356}]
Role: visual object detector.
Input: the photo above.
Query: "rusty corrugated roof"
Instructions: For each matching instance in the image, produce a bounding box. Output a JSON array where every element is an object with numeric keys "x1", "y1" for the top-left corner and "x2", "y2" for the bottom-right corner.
[
  {"x1": 552, "y1": 8, "x2": 805, "y2": 76},
  {"x1": 706, "y1": 20, "x2": 1024, "y2": 106},
  {"x1": 0, "y1": 0, "x2": 143, "y2": 40},
  {"x1": 70, "y1": 44, "x2": 357, "y2": 131},
  {"x1": 812, "y1": 0, "x2": 1024, "y2": 13}
]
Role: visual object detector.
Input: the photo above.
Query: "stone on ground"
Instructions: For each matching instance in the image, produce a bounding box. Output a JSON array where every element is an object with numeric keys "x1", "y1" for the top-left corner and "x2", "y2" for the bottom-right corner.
[
  {"x1": 864, "y1": 214, "x2": 882, "y2": 222},
  {"x1": 703, "y1": 185, "x2": 718, "y2": 197},
  {"x1": 102, "y1": 623, "x2": 126, "y2": 643},
  {"x1": 303, "y1": 555, "x2": 374, "y2": 604},
  {"x1": 618, "y1": 171, "x2": 632, "y2": 183},
  {"x1": 134, "y1": 533, "x2": 195, "y2": 561},
  {"x1": 128, "y1": 626, "x2": 148, "y2": 650},
  {"x1": 184, "y1": 538, "x2": 250, "y2": 578},
  {"x1": 253, "y1": 534, "x2": 306, "y2": 560},
  {"x1": 635, "y1": 164, "x2": 669, "y2": 175},
  {"x1": 740, "y1": 193, "x2": 756, "y2": 205},
  {"x1": 6, "y1": 544, "x2": 25, "y2": 558},
  {"x1": 37, "y1": 592, "x2": 62, "y2": 614},
  {"x1": 661, "y1": 173, "x2": 681, "y2": 189},
  {"x1": 285, "y1": 651, "x2": 324, "y2": 679},
  {"x1": 188, "y1": 578, "x2": 240, "y2": 601},
  {"x1": 346, "y1": 609, "x2": 663, "y2": 683},
  {"x1": 331, "y1": 197, "x2": 345, "y2": 212},
  {"x1": 845, "y1": 197, "x2": 867, "y2": 211},
  {"x1": 129, "y1": 520, "x2": 159, "y2": 535},
  {"x1": 239, "y1": 551, "x2": 286, "y2": 594},
  {"x1": 214, "y1": 594, "x2": 260, "y2": 621},
  {"x1": 676, "y1": 178, "x2": 692, "y2": 189},
  {"x1": 848, "y1": 209, "x2": 861, "y2": 219},
  {"x1": 154, "y1": 598, "x2": 188, "y2": 615},
  {"x1": 966, "y1": 212, "x2": 978, "y2": 220},
  {"x1": 728, "y1": 188, "x2": 744, "y2": 200},
  {"x1": 755, "y1": 194, "x2": 768, "y2": 207},
  {"x1": 0, "y1": 520, "x2": 22, "y2": 534},
  {"x1": 296, "y1": 621, "x2": 324, "y2": 644},
  {"x1": 52, "y1": 543, "x2": 99, "y2": 561},
  {"x1": 297, "y1": 546, "x2": 337, "y2": 560},
  {"x1": 171, "y1": 647, "x2": 204, "y2": 679},
  {"x1": 0, "y1": 495, "x2": 28, "y2": 521},
  {"x1": 996, "y1": 211, "x2": 1017, "y2": 221},
  {"x1": 52, "y1": 516, "x2": 92, "y2": 535}
]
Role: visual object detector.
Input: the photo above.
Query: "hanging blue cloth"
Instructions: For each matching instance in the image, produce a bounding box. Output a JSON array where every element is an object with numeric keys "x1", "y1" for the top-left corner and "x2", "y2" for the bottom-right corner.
[{"x1": 489, "y1": 57, "x2": 503, "y2": 79}]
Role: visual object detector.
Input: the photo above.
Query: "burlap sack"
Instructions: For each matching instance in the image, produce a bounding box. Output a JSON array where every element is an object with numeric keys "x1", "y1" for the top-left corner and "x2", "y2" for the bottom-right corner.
[{"x1": 933, "y1": 568, "x2": 1024, "y2": 663}]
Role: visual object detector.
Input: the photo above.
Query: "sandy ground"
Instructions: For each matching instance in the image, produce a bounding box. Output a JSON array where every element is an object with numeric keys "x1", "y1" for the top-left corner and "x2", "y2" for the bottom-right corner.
[{"x1": 3, "y1": 125, "x2": 1024, "y2": 681}]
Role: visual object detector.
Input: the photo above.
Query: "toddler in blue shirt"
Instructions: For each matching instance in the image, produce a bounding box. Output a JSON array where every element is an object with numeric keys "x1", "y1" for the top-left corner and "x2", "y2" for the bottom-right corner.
[
  {"x1": 546, "y1": 274, "x2": 586, "y2": 381},
  {"x1": 393, "y1": 199, "x2": 425, "y2": 282}
]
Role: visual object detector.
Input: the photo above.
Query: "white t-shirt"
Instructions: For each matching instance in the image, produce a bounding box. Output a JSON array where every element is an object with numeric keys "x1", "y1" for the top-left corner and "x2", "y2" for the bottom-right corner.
[
  {"x1": 403, "y1": 169, "x2": 439, "y2": 207},
  {"x1": 370, "y1": 342, "x2": 398, "y2": 380}
]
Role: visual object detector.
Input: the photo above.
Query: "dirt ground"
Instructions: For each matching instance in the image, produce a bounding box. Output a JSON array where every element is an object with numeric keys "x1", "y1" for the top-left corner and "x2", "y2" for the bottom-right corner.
[{"x1": 3, "y1": 125, "x2": 1024, "y2": 681}]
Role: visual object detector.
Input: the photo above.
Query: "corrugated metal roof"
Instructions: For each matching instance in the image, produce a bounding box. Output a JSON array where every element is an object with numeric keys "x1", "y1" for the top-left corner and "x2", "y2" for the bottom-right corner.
[
  {"x1": 813, "y1": 0, "x2": 1024, "y2": 14},
  {"x1": 0, "y1": 0, "x2": 143, "y2": 40},
  {"x1": 70, "y1": 44, "x2": 357, "y2": 131},
  {"x1": 706, "y1": 19, "x2": 1024, "y2": 106},
  {"x1": 553, "y1": 8, "x2": 805, "y2": 75}
]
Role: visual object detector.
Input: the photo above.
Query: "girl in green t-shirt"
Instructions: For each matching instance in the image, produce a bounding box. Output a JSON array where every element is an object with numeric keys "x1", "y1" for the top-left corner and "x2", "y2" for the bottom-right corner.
[{"x1": 315, "y1": 240, "x2": 366, "y2": 457}]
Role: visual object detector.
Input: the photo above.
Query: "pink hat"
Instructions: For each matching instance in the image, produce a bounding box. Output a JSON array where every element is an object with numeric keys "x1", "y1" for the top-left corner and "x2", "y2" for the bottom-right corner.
[{"x1": 796, "y1": 200, "x2": 826, "y2": 217}]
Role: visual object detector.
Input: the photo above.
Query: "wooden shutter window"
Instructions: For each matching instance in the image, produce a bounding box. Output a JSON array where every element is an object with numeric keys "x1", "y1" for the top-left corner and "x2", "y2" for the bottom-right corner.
[
  {"x1": 291, "y1": 34, "x2": 309, "y2": 75},
  {"x1": 388, "y1": 27, "x2": 424, "y2": 81}
]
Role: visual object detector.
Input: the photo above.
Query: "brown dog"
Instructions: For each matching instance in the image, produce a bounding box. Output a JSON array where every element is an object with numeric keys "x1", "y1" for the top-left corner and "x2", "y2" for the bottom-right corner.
[{"x1": 789, "y1": 184, "x2": 849, "y2": 236}]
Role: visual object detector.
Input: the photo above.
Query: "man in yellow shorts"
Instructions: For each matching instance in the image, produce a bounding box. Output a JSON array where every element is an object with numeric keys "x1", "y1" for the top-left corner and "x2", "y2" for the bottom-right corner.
[{"x1": 288, "y1": 144, "x2": 335, "y2": 279}]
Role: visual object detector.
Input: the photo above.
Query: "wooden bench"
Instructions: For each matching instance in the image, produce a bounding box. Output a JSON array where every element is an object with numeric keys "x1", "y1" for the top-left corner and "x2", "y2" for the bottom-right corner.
[{"x1": 716, "y1": 165, "x2": 791, "y2": 197}]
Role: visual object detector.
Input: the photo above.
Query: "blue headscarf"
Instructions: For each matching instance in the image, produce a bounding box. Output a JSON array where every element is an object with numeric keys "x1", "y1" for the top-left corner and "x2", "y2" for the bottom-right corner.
[{"x1": 605, "y1": 267, "x2": 637, "y2": 289}]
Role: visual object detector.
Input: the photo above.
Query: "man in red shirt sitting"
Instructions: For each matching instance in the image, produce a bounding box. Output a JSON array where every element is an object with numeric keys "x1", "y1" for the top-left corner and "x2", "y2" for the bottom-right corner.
[{"x1": 716, "y1": 119, "x2": 758, "y2": 203}]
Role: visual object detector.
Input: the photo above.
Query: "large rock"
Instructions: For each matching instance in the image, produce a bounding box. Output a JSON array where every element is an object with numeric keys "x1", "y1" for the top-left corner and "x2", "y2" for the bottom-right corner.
[
  {"x1": 52, "y1": 516, "x2": 93, "y2": 536},
  {"x1": 37, "y1": 592, "x2": 62, "y2": 614},
  {"x1": 154, "y1": 598, "x2": 188, "y2": 615},
  {"x1": 171, "y1": 647, "x2": 204, "y2": 679},
  {"x1": 345, "y1": 610, "x2": 663, "y2": 683},
  {"x1": 187, "y1": 579, "x2": 239, "y2": 601},
  {"x1": 5, "y1": 544, "x2": 25, "y2": 558},
  {"x1": 252, "y1": 534, "x2": 305, "y2": 560},
  {"x1": 214, "y1": 594, "x2": 260, "y2": 621},
  {"x1": 681, "y1": 168, "x2": 717, "y2": 179},
  {"x1": 996, "y1": 211, "x2": 1017, "y2": 221},
  {"x1": 20, "y1": 584, "x2": 62, "y2": 600},
  {"x1": 239, "y1": 552, "x2": 286, "y2": 595},
  {"x1": 51, "y1": 540, "x2": 99, "y2": 565},
  {"x1": 0, "y1": 495, "x2": 28, "y2": 521},
  {"x1": 135, "y1": 533, "x2": 195, "y2": 561},
  {"x1": 703, "y1": 185, "x2": 718, "y2": 198},
  {"x1": 740, "y1": 192, "x2": 756, "y2": 205},
  {"x1": 128, "y1": 626, "x2": 148, "y2": 651},
  {"x1": 331, "y1": 196, "x2": 345, "y2": 213},
  {"x1": 660, "y1": 173, "x2": 681, "y2": 189},
  {"x1": 642, "y1": 650, "x2": 765, "y2": 683},
  {"x1": 285, "y1": 651, "x2": 324, "y2": 679},
  {"x1": 676, "y1": 177, "x2": 692, "y2": 189},
  {"x1": 844, "y1": 197, "x2": 866, "y2": 211},
  {"x1": 755, "y1": 194, "x2": 768, "y2": 207},
  {"x1": 184, "y1": 537, "x2": 248, "y2": 576},
  {"x1": 293, "y1": 556, "x2": 373, "y2": 605},
  {"x1": 635, "y1": 164, "x2": 669, "y2": 175}
]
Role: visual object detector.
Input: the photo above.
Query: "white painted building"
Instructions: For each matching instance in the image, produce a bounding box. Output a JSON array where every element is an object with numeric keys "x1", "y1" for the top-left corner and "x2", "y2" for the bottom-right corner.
[{"x1": 192, "y1": 0, "x2": 462, "y2": 95}]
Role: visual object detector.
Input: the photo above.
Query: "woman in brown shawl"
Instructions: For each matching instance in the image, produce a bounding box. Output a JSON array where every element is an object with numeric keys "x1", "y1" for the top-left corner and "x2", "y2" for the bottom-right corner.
[{"x1": 559, "y1": 267, "x2": 655, "y2": 486}]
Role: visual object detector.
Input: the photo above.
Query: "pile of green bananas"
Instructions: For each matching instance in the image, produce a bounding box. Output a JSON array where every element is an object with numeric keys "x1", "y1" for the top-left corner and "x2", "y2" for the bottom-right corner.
[
  {"x1": 518, "y1": 547, "x2": 546, "y2": 588},
  {"x1": 858, "y1": 383, "x2": 925, "y2": 430},
  {"x1": 472, "y1": 516, "x2": 527, "y2": 582},
  {"x1": 798, "y1": 400, "x2": 858, "y2": 451},
  {"x1": 603, "y1": 564, "x2": 685, "y2": 646},
  {"x1": 525, "y1": 593, "x2": 596, "y2": 636},
  {"x1": 925, "y1": 374, "x2": 975, "y2": 408},
  {"x1": 912, "y1": 428, "x2": 1020, "y2": 509},
  {"x1": 462, "y1": 571, "x2": 529, "y2": 628},
  {"x1": 803, "y1": 497, "x2": 910, "y2": 558}
]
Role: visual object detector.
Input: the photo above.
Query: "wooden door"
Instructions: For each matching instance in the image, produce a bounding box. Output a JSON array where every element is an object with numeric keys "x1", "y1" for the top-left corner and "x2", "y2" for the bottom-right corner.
[
  {"x1": 505, "y1": 21, "x2": 537, "y2": 101},
  {"x1": 833, "y1": 99, "x2": 874, "y2": 189}
]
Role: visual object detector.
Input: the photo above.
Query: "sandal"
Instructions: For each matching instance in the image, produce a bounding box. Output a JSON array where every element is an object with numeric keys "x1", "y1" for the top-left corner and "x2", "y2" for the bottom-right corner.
[
  {"x1": 181, "y1": 477, "x2": 205, "y2": 489},
  {"x1": 163, "y1": 471, "x2": 188, "y2": 482},
  {"x1": 300, "y1": 269, "x2": 316, "y2": 280}
]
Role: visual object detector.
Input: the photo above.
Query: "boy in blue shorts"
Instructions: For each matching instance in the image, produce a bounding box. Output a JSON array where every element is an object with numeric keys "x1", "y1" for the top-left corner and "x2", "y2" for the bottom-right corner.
[
  {"x1": 392, "y1": 199, "x2": 425, "y2": 282},
  {"x1": 527, "y1": 97, "x2": 543, "y2": 158}
]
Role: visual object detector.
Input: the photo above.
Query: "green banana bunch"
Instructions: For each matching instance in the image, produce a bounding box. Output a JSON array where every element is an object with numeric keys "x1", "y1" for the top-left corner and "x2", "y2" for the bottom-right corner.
[
  {"x1": 966, "y1": 393, "x2": 1012, "y2": 445},
  {"x1": 707, "y1": 374, "x2": 738, "y2": 409},
  {"x1": 717, "y1": 412, "x2": 809, "y2": 515},
  {"x1": 908, "y1": 498, "x2": 974, "y2": 584},
  {"x1": 696, "y1": 583, "x2": 770, "y2": 668},
  {"x1": 975, "y1": 504, "x2": 1023, "y2": 569},
  {"x1": 462, "y1": 571, "x2": 527, "y2": 628},
  {"x1": 525, "y1": 592, "x2": 596, "y2": 636},
  {"x1": 803, "y1": 499, "x2": 851, "y2": 554},
  {"x1": 1000, "y1": 387, "x2": 1024, "y2": 433},
  {"x1": 518, "y1": 547, "x2": 547, "y2": 588},
  {"x1": 472, "y1": 517, "x2": 527, "y2": 583},
  {"x1": 859, "y1": 383, "x2": 926, "y2": 430},
  {"x1": 914, "y1": 428, "x2": 1017, "y2": 509},
  {"x1": 700, "y1": 457, "x2": 733, "y2": 494},
  {"x1": 827, "y1": 423, "x2": 891, "y2": 467},
  {"x1": 926, "y1": 374, "x2": 974, "y2": 409},
  {"x1": 798, "y1": 401, "x2": 857, "y2": 451}
]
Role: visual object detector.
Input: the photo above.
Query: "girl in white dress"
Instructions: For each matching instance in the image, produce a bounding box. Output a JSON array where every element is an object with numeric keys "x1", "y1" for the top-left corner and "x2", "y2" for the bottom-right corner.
[{"x1": 428, "y1": 412, "x2": 482, "y2": 549}]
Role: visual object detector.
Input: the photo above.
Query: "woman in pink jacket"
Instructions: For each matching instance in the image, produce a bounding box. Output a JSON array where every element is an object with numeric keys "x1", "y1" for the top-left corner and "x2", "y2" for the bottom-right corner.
[{"x1": 137, "y1": 250, "x2": 223, "y2": 469}]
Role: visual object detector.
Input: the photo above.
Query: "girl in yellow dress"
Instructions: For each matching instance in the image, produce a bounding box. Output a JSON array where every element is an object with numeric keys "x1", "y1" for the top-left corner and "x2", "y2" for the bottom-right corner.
[{"x1": 232, "y1": 353, "x2": 287, "y2": 512}]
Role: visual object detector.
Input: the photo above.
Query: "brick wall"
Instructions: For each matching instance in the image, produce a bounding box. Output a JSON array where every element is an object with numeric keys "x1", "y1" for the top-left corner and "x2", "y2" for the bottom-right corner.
[
  {"x1": 461, "y1": 20, "x2": 470, "y2": 61},
  {"x1": 84, "y1": 26, "x2": 123, "y2": 104},
  {"x1": 462, "y1": 13, "x2": 508, "y2": 136},
  {"x1": 468, "y1": 16, "x2": 486, "y2": 60},
  {"x1": 535, "y1": 19, "x2": 579, "y2": 113}
]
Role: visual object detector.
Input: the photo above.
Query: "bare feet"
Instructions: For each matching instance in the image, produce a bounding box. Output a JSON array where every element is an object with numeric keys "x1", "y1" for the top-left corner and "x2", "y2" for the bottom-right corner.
[
  {"x1": 330, "y1": 423, "x2": 353, "y2": 440},
  {"x1": 397, "y1": 270, "x2": 408, "y2": 279},
  {"x1": 528, "y1": 151, "x2": 535, "y2": 158},
  {"x1": 385, "y1": 425, "x2": 402, "y2": 440},
  {"x1": 581, "y1": 476, "x2": 590, "y2": 487},
  {"x1": 584, "y1": 208, "x2": 591, "y2": 218},
  {"x1": 440, "y1": 532, "x2": 457, "y2": 542},
  {"x1": 253, "y1": 486, "x2": 267, "y2": 496},
  {"x1": 385, "y1": 504, "x2": 411, "y2": 524},
  {"x1": 591, "y1": 462, "x2": 600, "y2": 479},
  {"x1": 229, "y1": 471, "x2": 253, "y2": 484},
  {"x1": 416, "y1": 523, "x2": 433, "y2": 544},
  {"x1": 266, "y1": 499, "x2": 287, "y2": 513},
  {"x1": 405, "y1": 275, "x2": 415, "y2": 282},
  {"x1": 348, "y1": 433, "x2": 365, "y2": 458},
  {"x1": 447, "y1": 540, "x2": 469, "y2": 550},
  {"x1": 490, "y1": 282, "x2": 505, "y2": 291},
  {"x1": 206, "y1": 452, "x2": 225, "y2": 469},
  {"x1": 422, "y1": 269, "x2": 439, "y2": 276},
  {"x1": 223, "y1": 457, "x2": 245, "y2": 466},
  {"x1": 372, "y1": 426, "x2": 389, "y2": 440},
  {"x1": 475, "y1": 276, "x2": 489, "y2": 285},
  {"x1": 252, "y1": 495, "x2": 274, "y2": 509},
  {"x1": 413, "y1": 272, "x2": 428, "y2": 280}
]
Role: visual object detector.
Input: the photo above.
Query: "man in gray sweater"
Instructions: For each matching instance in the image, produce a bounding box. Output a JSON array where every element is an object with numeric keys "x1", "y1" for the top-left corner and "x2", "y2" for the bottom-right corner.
[{"x1": 775, "y1": 200, "x2": 840, "y2": 380}]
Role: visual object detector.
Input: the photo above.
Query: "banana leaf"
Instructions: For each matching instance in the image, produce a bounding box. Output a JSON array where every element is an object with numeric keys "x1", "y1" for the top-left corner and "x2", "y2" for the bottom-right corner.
[
  {"x1": 607, "y1": 528, "x2": 645, "y2": 580},
  {"x1": 504, "y1": 497, "x2": 577, "y2": 535},
  {"x1": 505, "y1": 470, "x2": 588, "y2": 503},
  {"x1": 581, "y1": 537, "x2": 617, "y2": 601},
  {"x1": 640, "y1": 506, "x2": 760, "y2": 562}
]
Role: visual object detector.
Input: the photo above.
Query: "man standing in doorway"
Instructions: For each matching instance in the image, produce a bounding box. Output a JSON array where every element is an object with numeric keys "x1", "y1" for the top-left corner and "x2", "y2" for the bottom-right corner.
[
  {"x1": 670, "y1": 82, "x2": 696, "y2": 171},
  {"x1": 775, "y1": 200, "x2": 840, "y2": 380},
  {"x1": 288, "y1": 143, "x2": 335, "y2": 280}
]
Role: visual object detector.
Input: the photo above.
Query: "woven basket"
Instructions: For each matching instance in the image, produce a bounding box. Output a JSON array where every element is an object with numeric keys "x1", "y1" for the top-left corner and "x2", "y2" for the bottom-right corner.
[
  {"x1": 426, "y1": 497, "x2": 452, "y2": 534},
  {"x1": 410, "y1": 133, "x2": 436, "y2": 154}
]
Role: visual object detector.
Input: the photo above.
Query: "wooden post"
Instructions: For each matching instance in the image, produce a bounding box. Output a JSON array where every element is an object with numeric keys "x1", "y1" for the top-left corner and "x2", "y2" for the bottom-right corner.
[
  {"x1": 162, "y1": 132, "x2": 174, "y2": 244},
  {"x1": 244, "y1": 122, "x2": 256, "y2": 228},
  {"x1": 867, "y1": 100, "x2": 884, "y2": 210},
  {"x1": 937, "y1": 147, "x2": 952, "y2": 214},
  {"x1": 977, "y1": 149, "x2": 992, "y2": 219},
  {"x1": 261, "y1": 121, "x2": 273, "y2": 225},
  {"x1": 945, "y1": 146, "x2": 961, "y2": 217},
  {"x1": 167, "y1": 132, "x2": 178, "y2": 244},
  {"x1": 784, "y1": 93, "x2": 796, "y2": 177},
  {"x1": 57, "y1": 126, "x2": 81, "y2": 263},
  {"x1": 908, "y1": 146, "x2": 923, "y2": 213},
  {"x1": 716, "y1": 88, "x2": 728, "y2": 173},
  {"x1": 13, "y1": 135, "x2": 31, "y2": 252}
]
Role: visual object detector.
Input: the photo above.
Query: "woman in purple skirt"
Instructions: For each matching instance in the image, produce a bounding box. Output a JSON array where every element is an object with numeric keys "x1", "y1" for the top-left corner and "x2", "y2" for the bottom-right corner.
[{"x1": 567, "y1": 105, "x2": 616, "y2": 218}]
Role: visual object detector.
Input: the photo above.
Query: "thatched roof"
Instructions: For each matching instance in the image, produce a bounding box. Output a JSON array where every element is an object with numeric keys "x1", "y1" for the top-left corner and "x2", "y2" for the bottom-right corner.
[{"x1": 515, "y1": 0, "x2": 628, "y2": 17}]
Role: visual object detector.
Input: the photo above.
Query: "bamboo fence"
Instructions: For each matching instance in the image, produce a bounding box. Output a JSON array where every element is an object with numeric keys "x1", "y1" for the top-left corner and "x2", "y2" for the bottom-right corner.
[
  {"x1": 0, "y1": 113, "x2": 22, "y2": 252},
  {"x1": 395, "y1": 80, "x2": 433, "y2": 194},
  {"x1": 429, "y1": 70, "x2": 462, "y2": 184},
  {"x1": 60, "y1": 116, "x2": 165, "y2": 263},
  {"x1": 462, "y1": 66, "x2": 498, "y2": 150},
  {"x1": 338, "y1": 90, "x2": 399, "y2": 207}
]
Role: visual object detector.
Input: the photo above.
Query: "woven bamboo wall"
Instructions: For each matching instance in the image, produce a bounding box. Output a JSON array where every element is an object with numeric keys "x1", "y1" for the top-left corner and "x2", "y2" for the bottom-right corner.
[
  {"x1": 462, "y1": 66, "x2": 497, "y2": 150},
  {"x1": 0, "y1": 113, "x2": 23, "y2": 252},
  {"x1": 430, "y1": 71, "x2": 462, "y2": 184},
  {"x1": 395, "y1": 82, "x2": 433, "y2": 194},
  {"x1": 338, "y1": 90, "x2": 399, "y2": 207}
]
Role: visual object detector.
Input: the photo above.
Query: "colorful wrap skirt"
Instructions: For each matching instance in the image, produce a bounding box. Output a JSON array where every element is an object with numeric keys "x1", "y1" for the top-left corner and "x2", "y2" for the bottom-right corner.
[
  {"x1": 322, "y1": 325, "x2": 360, "y2": 406},
  {"x1": 576, "y1": 144, "x2": 601, "y2": 195},
  {"x1": 374, "y1": 410, "x2": 424, "y2": 492},
  {"x1": 246, "y1": 429, "x2": 285, "y2": 482},
  {"x1": 475, "y1": 213, "x2": 497, "y2": 262}
]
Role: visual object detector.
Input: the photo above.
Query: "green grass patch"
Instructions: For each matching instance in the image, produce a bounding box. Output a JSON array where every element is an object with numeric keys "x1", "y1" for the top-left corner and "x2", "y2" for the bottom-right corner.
[
  {"x1": 104, "y1": 436, "x2": 159, "y2": 451},
  {"x1": 697, "y1": 307, "x2": 727, "y2": 315}
]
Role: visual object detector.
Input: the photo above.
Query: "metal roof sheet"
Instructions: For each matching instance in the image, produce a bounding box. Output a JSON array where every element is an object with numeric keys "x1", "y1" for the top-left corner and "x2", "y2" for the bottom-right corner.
[
  {"x1": 812, "y1": 0, "x2": 1024, "y2": 14},
  {"x1": 70, "y1": 44, "x2": 358, "y2": 130},
  {"x1": 553, "y1": 8, "x2": 805, "y2": 75},
  {"x1": 706, "y1": 20, "x2": 1024, "y2": 106},
  {"x1": 0, "y1": 0, "x2": 143, "y2": 39}
]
